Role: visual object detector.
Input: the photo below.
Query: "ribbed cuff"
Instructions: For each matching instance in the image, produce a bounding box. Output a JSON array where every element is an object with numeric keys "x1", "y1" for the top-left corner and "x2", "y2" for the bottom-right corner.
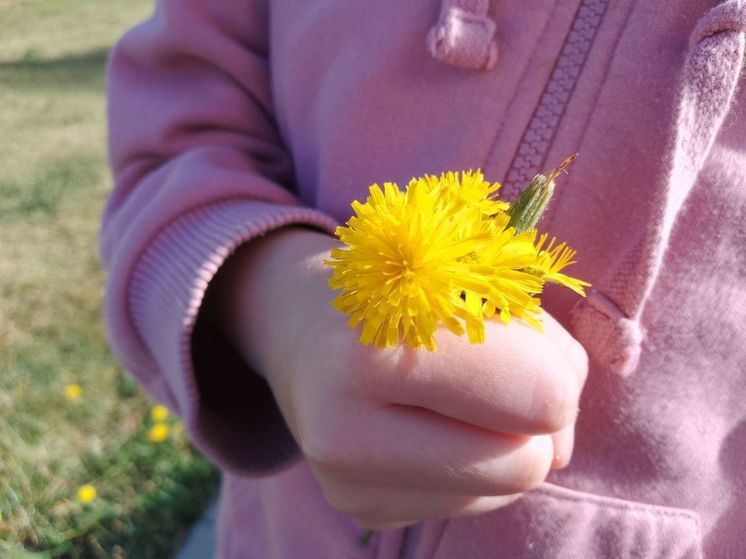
[{"x1": 129, "y1": 199, "x2": 338, "y2": 475}]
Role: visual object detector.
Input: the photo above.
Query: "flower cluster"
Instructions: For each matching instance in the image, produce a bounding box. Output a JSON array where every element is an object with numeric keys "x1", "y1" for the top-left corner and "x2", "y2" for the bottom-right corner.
[
  {"x1": 147, "y1": 404, "x2": 171, "y2": 442},
  {"x1": 326, "y1": 168, "x2": 589, "y2": 350}
]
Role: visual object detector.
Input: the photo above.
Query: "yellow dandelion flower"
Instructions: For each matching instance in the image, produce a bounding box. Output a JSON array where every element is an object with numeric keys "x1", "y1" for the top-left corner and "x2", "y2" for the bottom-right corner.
[
  {"x1": 423, "y1": 170, "x2": 509, "y2": 217},
  {"x1": 530, "y1": 233, "x2": 591, "y2": 296},
  {"x1": 471, "y1": 215, "x2": 545, "y2": 326},
  {"x1": 64, "y1": 383, "x2": 82, "y2": 402},
  {"x1": 76, "y1": 484, "x2": 97, "y2": 504},
  {"x1": 326, "y1": 172, "x2": 543, "y2": 350},
  {"x1": 147, "y1": 423, "x2": 170, "y2": 443},
  {"x1": 150, "y1": 404, "x2": 169, "y2": 422}
]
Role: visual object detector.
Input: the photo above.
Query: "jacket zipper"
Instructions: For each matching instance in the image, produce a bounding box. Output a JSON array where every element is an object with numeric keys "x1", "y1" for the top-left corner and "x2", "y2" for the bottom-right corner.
[
  {"x1": 502, "y1": 0, "x2": 610, "y2": 199},
  {"x1": 394, "y1": 3, "x2": 611, "y2": 559}
]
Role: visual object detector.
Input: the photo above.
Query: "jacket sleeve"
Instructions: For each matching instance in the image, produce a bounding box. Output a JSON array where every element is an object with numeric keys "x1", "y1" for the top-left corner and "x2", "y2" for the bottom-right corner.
[{"x1": 100, "y1": 0, "x2": 338, "y2": 475}]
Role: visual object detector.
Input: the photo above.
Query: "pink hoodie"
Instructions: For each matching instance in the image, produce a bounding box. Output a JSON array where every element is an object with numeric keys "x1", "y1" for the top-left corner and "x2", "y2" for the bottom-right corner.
[{"x1": 102, "y1": 0, "x2": 746, "y2": 557}]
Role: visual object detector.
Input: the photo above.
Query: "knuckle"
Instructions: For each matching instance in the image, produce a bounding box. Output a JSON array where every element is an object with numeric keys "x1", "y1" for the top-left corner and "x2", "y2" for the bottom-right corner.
[
  {"x1": 533, "y1": 379, "x2": 578, "y2": 433},
  {"x1": 297, "y1": 409, "x2": 367, "y2": 476},
  {"x1": 300, "y1": 425, "x2": 355, "y2": 472},
  {"x1": 470, "y1": 442, "x2": 552, "y2": 496},
  {"x1": 357, "y1": 344, "x2": 419, "y2": 401},
  {"x1": 571, "y1": 341, "x2": 590, "y2": 384},
  {"x1": 322, "y1": 490, "x2": 384, "y2": 524},
  {"x1": 357, "y1": 359, "x2": 391, "y2": 401},
  {"x1": 525, "y1": 342, "x2": 582, "y2": 434},
  {"x1": 299, "y1": 427, "x2": 332, "y2": 465},
  {"x1": 320, "y1": 486, "x2": 351, "y2": 515},
  {"x1": 303, "y1": 439, "x2": 357, "y2": 475},
  {"x1": 322, "y1": 488, "x2": 367, "y2": 520}
]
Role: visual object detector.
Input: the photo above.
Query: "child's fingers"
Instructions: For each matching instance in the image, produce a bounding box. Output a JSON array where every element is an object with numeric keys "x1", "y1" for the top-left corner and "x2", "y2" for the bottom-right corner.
[
  {"x1": 536, "y1": 312, "x2": 589, "y2": 387},
  {"x1": 550, "y1": 422, "x2": 576, "y2": 469},
  {"x1": 360, "y1": 320, "x2": 581, "y2": 436},
  {"x1": 314, "y1": 472, "x2": 522, "y2": 530},
  {"x1": 303, "y1": 403, "x2": 554, "y2": 497}
]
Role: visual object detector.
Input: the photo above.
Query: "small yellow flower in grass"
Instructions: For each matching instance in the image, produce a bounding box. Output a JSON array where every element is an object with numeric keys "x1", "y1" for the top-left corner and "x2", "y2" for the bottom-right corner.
[
  {"x1": 147, "y1": 423, "x2": 170, "y2": 443},
  {"x1": 150, "y1": 404, "x2": 169, "y2": 422},
  {"x1": 64, "y1": 383, "x2": 82, "y2": 402},
  {"x1": 76, "y1": 484, "x2": 97, "y2": 504}
]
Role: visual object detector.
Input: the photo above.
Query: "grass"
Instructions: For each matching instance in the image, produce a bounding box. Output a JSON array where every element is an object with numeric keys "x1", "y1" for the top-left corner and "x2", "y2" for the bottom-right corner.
[{"x1": 0, "y1": 1, "x2": 220, "y2": 557}]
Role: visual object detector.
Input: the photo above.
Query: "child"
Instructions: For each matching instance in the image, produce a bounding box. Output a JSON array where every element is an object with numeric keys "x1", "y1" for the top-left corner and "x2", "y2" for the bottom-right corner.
[{"x1": 101, "y1": 0, "x2": 746, "y2": 556}]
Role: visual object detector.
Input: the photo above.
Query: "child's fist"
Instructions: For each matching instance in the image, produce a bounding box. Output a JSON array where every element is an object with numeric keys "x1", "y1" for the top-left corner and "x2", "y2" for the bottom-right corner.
[{"x1": 210, "y1": 229, "x2": 588, "y2": 529}]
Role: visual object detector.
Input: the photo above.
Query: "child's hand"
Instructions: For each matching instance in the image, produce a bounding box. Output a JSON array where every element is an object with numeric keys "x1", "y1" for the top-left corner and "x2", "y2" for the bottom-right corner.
[{"x1": 211, "y1": 228, "x2": 588, "y2": 530}]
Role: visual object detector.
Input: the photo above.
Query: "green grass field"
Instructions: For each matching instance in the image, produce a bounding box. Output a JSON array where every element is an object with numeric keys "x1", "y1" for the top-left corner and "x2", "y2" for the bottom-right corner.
[{"x1": 0, "y1": 1, "x2": 220, "y2": 557}]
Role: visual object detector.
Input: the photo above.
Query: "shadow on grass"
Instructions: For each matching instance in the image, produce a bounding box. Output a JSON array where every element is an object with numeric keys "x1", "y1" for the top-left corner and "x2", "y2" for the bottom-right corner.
[{"x1": 0, "y1": 48, "x2": 110, "y2": 92}]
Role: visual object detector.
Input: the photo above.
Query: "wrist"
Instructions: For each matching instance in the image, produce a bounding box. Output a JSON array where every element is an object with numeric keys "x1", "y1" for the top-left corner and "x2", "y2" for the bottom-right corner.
[{"x1": 204, "y1": 227, "x2": 338, "y2": 378}]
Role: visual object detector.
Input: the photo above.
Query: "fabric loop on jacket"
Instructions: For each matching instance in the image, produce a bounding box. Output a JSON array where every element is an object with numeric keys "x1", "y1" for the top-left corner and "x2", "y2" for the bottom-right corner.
[
  {"x1": 689, "y1": 0, "x2": 746, "y2": 47},
  {"x1": 571, "y1": 290, "x2": 646, "y2": 377},
  {"x1": 427, "y1": 0, "x2": 498, "y2": 70},
  {"x1": 571, "y1": 0, "x2": 746, "y2": 377}
]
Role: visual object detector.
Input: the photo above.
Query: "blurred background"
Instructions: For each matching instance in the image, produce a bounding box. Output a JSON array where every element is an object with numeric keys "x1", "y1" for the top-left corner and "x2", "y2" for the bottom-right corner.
[{"x1": 0, "y1": 1, "x2": 219, "y2": 557}]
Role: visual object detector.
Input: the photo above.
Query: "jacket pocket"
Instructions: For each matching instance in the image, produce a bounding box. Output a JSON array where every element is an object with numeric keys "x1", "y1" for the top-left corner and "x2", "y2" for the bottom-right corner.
[{"x1": 432, "y1": 482, "x2": 702, "y2": 558}]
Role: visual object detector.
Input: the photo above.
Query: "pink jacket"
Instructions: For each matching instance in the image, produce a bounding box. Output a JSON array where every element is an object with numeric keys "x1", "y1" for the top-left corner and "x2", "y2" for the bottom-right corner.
[{"x1": 102, "y1": 0, "x2": 746, "y2": 556}]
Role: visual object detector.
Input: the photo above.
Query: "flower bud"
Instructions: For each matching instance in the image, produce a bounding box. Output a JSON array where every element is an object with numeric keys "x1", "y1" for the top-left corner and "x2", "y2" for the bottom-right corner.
[
  {"x1": 506, "y1": 154, "x2": 577, "y2": 233},
  {"x1": 506, "y1": 173, "x2": 555, "y2": 233}
]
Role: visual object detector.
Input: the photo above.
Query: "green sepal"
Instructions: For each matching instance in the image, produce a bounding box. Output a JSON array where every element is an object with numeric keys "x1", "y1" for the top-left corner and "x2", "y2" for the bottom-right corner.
[{"x1": 506, "y1": 173, "x2": 555, "y2": 233}]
